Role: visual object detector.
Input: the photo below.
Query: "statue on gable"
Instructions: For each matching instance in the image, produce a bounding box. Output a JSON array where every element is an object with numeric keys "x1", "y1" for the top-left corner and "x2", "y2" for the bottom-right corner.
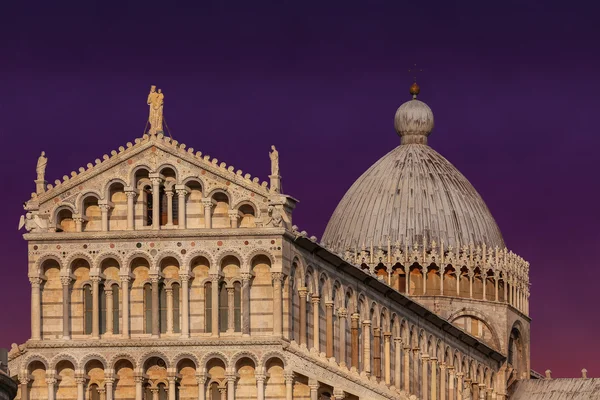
[
  {"x1": 35, "y1": 151, "x2": 48, "y2": 194},
  {"x1": 18, "y1": 212, "x2": 46, "y2": 232},
  {"x1": 269, "y1": 145, "x2": 281, "y2": 193},
  {"x1": 147, "y1": 85, "x2": 165, "y2": 135},
  {"x1": 266, "y1": 205, "x2": 283, "y2": 227}
]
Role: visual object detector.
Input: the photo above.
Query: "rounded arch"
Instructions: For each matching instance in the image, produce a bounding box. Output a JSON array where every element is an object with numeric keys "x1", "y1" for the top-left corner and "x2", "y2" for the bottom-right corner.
[
  {"x1": 51, "y1": 203, "x2": 76, "y2": 226},
  {"x1": 184, "y1": 249, "x2": 215, "y2": 270},
  {"x1": 246, "y1": 249, "x2": 276, "y2": 267},
  {"x1": 232, "y1": 198, "x2": 261, "y2": 215},
  {"x1": 230, "y1": 351, "x2": 259, "y2": 368},
  {"x1": 155, "y1": 251, "x2": 184, "y2": 269},
  {"x1": 331, "y1": 280, "x2": 344, "y2": 308},
  {"x1": 182, "y1": 175, "x2": 206, "y2": 188},
  {"x1": 129, "y1": 164, "x2": 154, "y2": 186},
  {"x1": 95, "y1": 252, "x2": 124, "y2": 271},
  {"x1": 110, "y1": 353, "x2": 137, "y2": 370},
  {"x1": 448, "y1": 309, "x2": 501, "y2": 350},
  {"x1": 291, "y1": 253, "x2": 306, "y2": 279},
  {"x1": 65, "y1": 253, "x2": 95, "y2": 272},
  {"x1": 50, "y1": 353, "x2": 79, "y2": 370},
  {"x1": 37, "y1": 254, "x2": 64, "y2": 274},
  {"x1": 172, "y1": 353, "x2": 200, "y2": 370},
  {"x1": 206, "y1": 188, "x2": 230, "y2": 201},
  {"x1": 138, "y1": 351, "x2": 171, "y2": 371},
  {"x1": 76, "y1": 190, "x2": 103, "y2": 212},
  {"x1": 80, "y1": 353, "x2": 108, "y2": 371},
  {"x1": 260, "y1": 351, "x2": 287, "y2": 369},
  {"x1": 157, "y1": 163, "x2": 180, "y2": 179},
  {"x1": 200, "y1": 351, "x2": 229, "y2": 370},
  {"x1": 304, "y1": 266, "x2": 318, "y2": 293},
  {"x1": 103, "y1": 178, "x2": 128, "y2": 199},
  {"x1": 318, "y1": 272, "x2": 333, "y2": 301},
  {"x1": 125, "y1": 251, "x2": 154, "y2": 271},
  {"x1": 344, "y1": 287, "x2": 356, "y2": 313},
  {"x1": 23, "y1": 354, "x2": 50, "y2": 371}
]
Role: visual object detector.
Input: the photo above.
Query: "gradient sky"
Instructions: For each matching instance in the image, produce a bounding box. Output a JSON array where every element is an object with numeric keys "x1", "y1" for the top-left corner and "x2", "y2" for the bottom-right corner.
[{"x1": 1, "y1": 0, "x2": 599, "y2": 377}]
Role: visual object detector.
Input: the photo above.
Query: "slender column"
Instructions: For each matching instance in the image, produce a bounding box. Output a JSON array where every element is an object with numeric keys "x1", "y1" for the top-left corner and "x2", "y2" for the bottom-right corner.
[
  {"x1": 373, "y1": 327, "x2": 381, "y2": 379},
  {"x1": 134, "y1": 375, "x2": 144, "y2": 400},
  {"x1": 120, "y1": 275, "x2": 130, "y2": 338},
  {"x1": 227, "y1": 287, "x2": 235, "y2": 333},
  {"x1": 440, "y1": 364, "x2": 447, "y2": 400},
  {"x1": 196, "y1": 375, "x2": 206, "y2": 400},
  {"x1": 46, "y1": 376, "x2": 56, "y2": 400},
  {"x1": 308, "y1": 380, "x2": 319, "y2": 400},
  {"x1": 412, "y1": 349, "x2": 420, "y2": 395},
  {"x1": 362, "y1": 320, "x2": 371, "y2": 375},
  {"x1": 211, "y1": 275, "x2": 220, "y2": 336},
  {"x1": 431, "y1": 358, "x2": 438, "y2": 400},
  {"x1": 177, "y1": 189, "x2": 187, "y2": 229},
  {"x1": 226, "y1": 374, "x2": 235, "y2": 400},
  {"x1": 457, "y1": 272, "x2": 461, "y2": 296},
  {"x1": 495, "y1": 276, "x2": 499, "y2": 302},
  {"x1": 105, "y1": 285, "x2": 114, "y2": 335},
  {"x1": 403, "y1": 346, "x2": 411, "y2": 393},
  {"x1": 168, "y1": 376, "x2": 177, "y2": 400},
  {"x1": 394, "y1": 338, "x2": 402, "y2": 389},
  {"x1": 338, "y1": 308, "x2": 347, "y2": 366},
  {"x1": 256, "y1": 374, "x2": 266, "y2": 400},
  {"x1": 74, "y1": 216, "x2": 83, "y2": 232},
  {"x1": 126, "y1": 190, "x2": 136, "y2": 230},
  {"x1": 479, "y1": 384, "x2": 486, "y2": 400},
  {"x1": 219, "y1": 388, "x2": 226, "y2": 400},
  {"x1": 448, "y1": 366, "x2": 455, "y2": 400},
  {"x1": 405, "y1": 269, "x2": 409, "y2": 294},
  {"x1": 273, "y1": 273, "x2": 284, "y2": 337},
  {"x1": 483, "y1": 274, "x2": 487, "y2": 300},
  {"x1": 503, "y1": 277, "x2": 508, "y2": 303},
  {"x1": 61, "y1": 276, "x2": 71, "y2": 340},
  {"x1": 151, "y1": 388, "x2": 159, "y2": 400},
  {"x1": 151, "y1": 275, "x2": 160, "y2": 337},
  {"x1": 228, "y1": 210, "x2": 239, "y2": 228},
  {"x1": 105, "y1": 378, "x2": 115, "y2": 400},
  {"x1": 325, "y1": 301, "x2": 334, "y2": 357},
  {"x1": 91, "y1": 275, "x2": 101, "y2": 339},
  {"x1": 150, "y1": 176, "x2": 161, "y2": 230},
  {"x1": 30, "y1": 277, "x2": 42, "y2": 340},
  {"x1": 181, "y1": 274, "x2": 190, "y2": 338},
  {"x1": 75, "y1": 376, "x2": 85, "y2": 400},
  {"x1": 469, "y1": 272, "x2": 474, "y2": 298},
  {"x1": 202, "y1": 199, "x2": 213, "y2": 229},
  {"x1": 166, "y1": 287, "x2": 174, "y2": 334},
  {"x1": 284, "y1": 372, "x2": 294, "y2": 400},
  {"x1": 422, "y1": 268, "x2": 427, "y2": 294},
  {"x1": 100, "y1": 203, "x2": 110, "y2": 232},
  {"x1": 19, "y1": 377, "x2": 29, "y2": 400},
  {"x1": 166, "y1": 191, "x2": 174, "y2": 226},
  {"x1": 422, "y1": 354, "x2": 429, "y2": 400},
  {"x1": 441, "y1": 267, "x2": 445, "y2": 295},
  {"x1": 298, "y1": 287, "x2": 308, "y2": 345},
  {"x1": 350, "y1": 313, "x2": 360, "y2": 369},
  {"x1": 456, "y1": 373, "x2": 464, "y2": 400},
  {"x1": 383, "y1": 332, "x2": 392, "y2": 385},
  {"x1": 311, "y1": 295, "x2": 320, "y2": 351},
  {"x1": 98, "y1": 388, "x2": 106, "y2": 400},
  {"x1": 241, "y1": 273, "x2": 251, "y2": 336}
]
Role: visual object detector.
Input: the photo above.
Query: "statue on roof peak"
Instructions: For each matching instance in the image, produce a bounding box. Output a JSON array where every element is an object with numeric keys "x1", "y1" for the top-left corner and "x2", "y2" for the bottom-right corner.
[{"x1": 147, "y1": 85, "x2": 164, "y2": 135}]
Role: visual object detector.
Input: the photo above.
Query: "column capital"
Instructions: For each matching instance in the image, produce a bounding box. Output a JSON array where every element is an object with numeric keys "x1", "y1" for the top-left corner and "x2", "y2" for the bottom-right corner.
[
  {"x1": 333, "y1": 389, "x2": 346, "y2": 399},
  {"x1": 165, "y1": 191, "x2": 175, "y2": 198},
  {"x1": 125, "y1": 190, "x2": 138, "y2": 199},
  {"x1": 119, "y1": 275, "x2": 131, "y2": 283},
  {"x1": 226, "y1": 287, "x2": 235, "y2": 294},
  {"x1": 134, "y1": 375, "x2": 145, "y2": 384},
  {"x1": 240, "y1": 272, "x2": 252, "y2": 282},
  {"x1": 421, "y1": 354, "x2": 430, "y2": 360},
  {"x1": 325, "y1": 300, "x2": 335, "y2": 308},
  {"x1": 284, "y1": 371, "x2": 294, "y2": 382},
  {"x1": 176, "y1": 189, "x2": 188, "y2": 197},
  {"x1": 272, "y1": 272, "x2": 284, "y2": 284},
  {"x1": 350, "y1": 312, "x2": 360, "y2": 321},
  {"x1": 150, "y1": 274, "x2": 160, "y2": 283},
  {"x1": 227, "y1": 209, "x2": 240, "y2": 218},
  {"x1": 105, "y1": 286, "x2": 114, "y2": 296},
  {"x1": 311, "y1": 294, "x2": 320, "y2": 304},
  {"x1": 255, "y1": 374, "x2": 266, "y2": 383},
  {"x1": 393, "y1": 337, "x2": 402, "y2": 344},
  {"x1": 180, "y1": 273, "x2": 191, "y2": 283},
  {"x1": 19, "y1": 376, "x2": 30, "y2": 385},
  {"x1": 60, "y1": 276, "x2": 72, "y2": 286},
  {"x1": 46, "y1": 377, "x2": 58, "y2": 385},
  {"x1": 201, "y1": 198, "x2": 213, "y2": 207},
  {"x1": 209, "y1": 274, "x2": 221, "y2": 283},
  {"x1": 195, "y1": 374, "x2": 206, "y2": 385},
  {"x1": 167, "y1": 376, "x2": 177, "y2": 384},
  {"x1": 456, "y1": 372, "x2": 464, "y2": 378},
  {"x1": 297, "y1": 286, "x2": 308, "y2": 295},
  {"x1": 104, "y1": 377, "x2": 115, "y2": 385},
  {"x1": 150, "y1": 176, "x2": 162, "y2": 186},
  {"x1": 362, "y1": 319, "x2": 371, "y2": 326},
  {"x1": 29, "y1": 276, "x2": 43, "y2": 286},
  {"x1": 383, "y1": 331, "x2": 392, "y2": 339},
  {"x1": 447, "y1": 365, "x2": 455, "y2": 371},
  {"x1": 90, "y1": 275, "x2": 102, "y2": 283}
]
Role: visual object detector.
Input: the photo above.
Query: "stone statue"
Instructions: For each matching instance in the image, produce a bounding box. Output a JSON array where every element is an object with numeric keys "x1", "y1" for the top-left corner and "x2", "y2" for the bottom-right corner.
[
  {"x1": 147, "y1": 85, "x2": 164, "y2": 135},
  {"x1": 266, "y1": 205, "x2": 283, "y2": 227},
  {"x1": 269, "y1": 145, "x2": 279, "y2": 176},
  {"x1": 18, "y1": 212, "x2": 46, "y2": 232},
  {"x1": 36, "y1": 151, "x2": 47, "y2": 181}
]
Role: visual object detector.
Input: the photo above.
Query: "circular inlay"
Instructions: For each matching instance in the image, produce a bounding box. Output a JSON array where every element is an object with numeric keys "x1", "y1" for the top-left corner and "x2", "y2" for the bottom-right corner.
[
  {"x1": 56, "y1": 245, "x2": 61, "y2": 249},
  {"x1": 271, "y1": 240, "x2": 275, "y2": 244},
  {"x1": 33, "y1": 245, "x2": 38, "y2": 250},
  {"x1": 217, "y1": 241, "x2": 223, "y2": 246},
  {"x1": 191, "y1": 242, "x2": 196, "y2": 247},
  {"x1": 150, "y1": 243, "x2": 155, "y2": 248},
  {"x1": 150, "y1": 249, "x2": 158, "y2": 256},
  {"x1": 244, "y1": 241, "x2": 249, "y2": 245},
  {"x1": 83, "y1": 244, "x2": 88, "y2": 249},
  {"x1": 201, "y1": 170, "x2": 206, "y2": 175},
  {"x1": 110, "y1": 244, "x2": 115, "y2": 249},
  {"x1": 181, "y1": 249, "x2": 187, "y2": 255},
  {"x1": 177, "y1": 242, "x2": 182, "y2": 247},
  {"x1": 136, "y1": 243, "x2": 142, "y2": 248}
]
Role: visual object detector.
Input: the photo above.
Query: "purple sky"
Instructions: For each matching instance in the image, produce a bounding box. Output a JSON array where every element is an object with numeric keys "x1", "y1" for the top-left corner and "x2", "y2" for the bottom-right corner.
[{"x1": 2, "y1": 1, "x2": 599, "y2": 377}]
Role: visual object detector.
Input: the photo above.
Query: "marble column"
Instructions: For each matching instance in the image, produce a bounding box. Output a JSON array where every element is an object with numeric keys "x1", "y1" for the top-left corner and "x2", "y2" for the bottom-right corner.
[
  {"x1": 100, "y1": 203, "x2": 110, "y2": 232},
  {"x1": 431, "y1": 357, "x2": 438, "y2": 400},
  {"x1": 298, "y1": 287, "x2": 308, "y2": 345},
  {"x1": 373, "y1": 327, "x2": 381, "y2": 379},
  {"x1": 177, "y1": 189, "x2": 187, "y2": 229},
  {"x1": 404, "y1": 346, "x2": 411, "y2": 393},
  {"x1": 422, "y1": 354, "x2": 429, "y2": 400},
  {"x1": 120, "y1": 275, "x2": 130, "y2": 338},
  {"x1": 479, "y1": 384, "x2": 486, "y2": 400},
  {"x1": 227, "y1": 287, "x2": 235, "y2": 333},
  {"x1": 19, "y1": 377, "x2": 29, "y2": 400},
  {"x1": 151, "y1": 275, "x2": 160, "y2": 337},
  {"x1": 362, "y1": 320, "x2": 371, "y2": 375},
  {"x1": 74, "y1": 216, "x2": 83, "y2": 232},
  {"x1": 227, "y1": 374, "x2": 235, "y2": 400},
  {"x1": 46, "y1": 376, "x2": 56, "y2": 400},
  {"x1": 440, "y1": 363, "x2": 447, "y2": 400},
  {"x1": 241, "y1": 273, "x2": 251, "y2": 336},
  {"x1": 448, "y1": 367, "x2": 455, "y2": 400},
  {"x1": 30, "y1": 277, "x2": 42, "y2": 340},
  {"x1": 98, "y1": 388, "x2": 106, "y2": 400},
  {"x1": 211, "y1": 275, "x2": 220, "y2": 336},
  {"x1": 151, "y1": 388, "x2": 159, "y2": 400},
  {"x1": 228, "y1": 210, "x2": 239, "y2": 229},
  {"x1": 495, "y1": 276, "x2": 499, "y2": 302},
  {"x1": 483, "y1": 274, "x2": 487, "y2": 300},
  {"x1": 134, "y1": 375, "x2": 144, "y2": 400},
  {"x1": 181, "y1": 274, "x2": 190, "y2": 338},
  {"x1": 219, "y1": 388, "x2": 226, "y2": 400},
  {"x1": 308, "y1": 380, "x2": 319, "y2": 400},
  {"x1": 456, "y1": 373, "x2": 464, "y2": 400},
  {"x1": 125, "y1": 190, "x2": 137, "y2": 230},
  {"x1": 412, "y1": 349, "x2": 420, "y2": 395},
  {"x1": 196, "y1": 375, "x2": 206, "y2": 400},
  {"x1": 202, "y1": 199, "x2": 212, "y2": 229},
  {"x1": 168, "y1": 377, "x2": 177, "y2": 400},
  {"x1": 166, "y1": 191, "x2": 174, "y2": 226},
  {"x1": 350, "y1": 313, "x2": 360, "y2": 369},
  {"x1": 441, "y1": 268, "x2": 445, "y2": 295},
  {"x1": 394, "y1": 338, "x2": 402, "y2": 389},
  {"x1": 311, "y1": 295, "x2": 320, "y2": 351},
  {"x1": 383, "y1": 332, "x2": 392, "y2": 385},
  {"x1": 61, "y1": 276, "x2": 71, "y2": 340},
  {"x1": 105, "y1": 285, "x2": 114, "y2": 335},
  {"x1": 91, "y1": 275, "x2": 101, "y2": 339},
  {"x1": 284, "y1": 372, "x2": 294, "y2": 400},
  {"x1": 273, "y1": 273, "x2": 283, "y2": 337},
  {"x1": 256, "y1": 374, "x2": 266, "y2": 400},
  {"x1": 150, "y1": 177, "x2": 161, "y2": 230},
  {"x1": 166, "y1": 287, "x2": 174, "y2": 334},
  {"x1": 405, "y1": 269, "x2": 409, "y2": 294},
  {"x1": 338, "y1": 308, "x2": 347, "y2": 366},
  {"x1": 325, "y1": 301, "x2": 334, "y2": 358},
  {"x1": 105, "y1": 378, "x2": 115, "y2": 400},
  {"x1": 422, "y1": 268, "x2": 427, "y2": 294},
  {"x1": 469, "y1": 273, "x2": 474, "y2": 298}
]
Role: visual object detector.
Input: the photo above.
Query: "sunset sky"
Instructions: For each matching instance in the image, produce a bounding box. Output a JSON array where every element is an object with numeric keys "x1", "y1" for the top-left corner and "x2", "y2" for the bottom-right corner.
[{"x1": 2, "y1": 0, "x2": 599, "y2": 377}]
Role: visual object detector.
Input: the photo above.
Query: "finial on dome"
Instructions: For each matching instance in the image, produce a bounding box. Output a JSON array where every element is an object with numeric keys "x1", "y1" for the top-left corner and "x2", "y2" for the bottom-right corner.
[
  {"x1": 409, "y1": 82, "x2": 420, "y2": 98},
  {"x1": 394, "y1": 78, "x2": 434, "y2": 145}
]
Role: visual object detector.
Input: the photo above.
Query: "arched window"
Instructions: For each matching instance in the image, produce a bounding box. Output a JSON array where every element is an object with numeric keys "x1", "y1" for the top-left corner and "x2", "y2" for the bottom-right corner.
[
  {"x1": 144, "y1": 283, "x2": 152, "y2": 334},
  {"x1": 173, "y1": 283, "x2": 181, "y2": 333},
  {"x1": 219, "y1": 282, "x2": 228, "y2": 333},
  {"x1": 112, "y1": 284, "x2": 120, "y2": 334},
  {"x1": 99, "y1": 283, "x2": 106, "y2": 334},
  {"x1": 205, "y1": 282, "x2": 212, "y2": 333},
  {"x1": 158, "y1": 383, "x2": 168, "y2": 400},
  {"x1": 234, "y1": 282, "x2": 241, "y2": 332},
  {"x1": 83, "y1": 284, "x2": 93, "y2": 335},
  {"x1": 159, "y1": 282, "x2": 167, "y2": 333},
  {"x1": 89, "y1": 384, "x2": 101, "y2": 400},
  {"x1": 210, "y1": 383, "x2": 220, "y2": 400}
]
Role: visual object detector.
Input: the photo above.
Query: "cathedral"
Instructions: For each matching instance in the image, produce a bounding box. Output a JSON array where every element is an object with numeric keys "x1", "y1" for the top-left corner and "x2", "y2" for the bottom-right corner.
[{"x1": 7, "y1": 82, "x2": 531, "y2": 400}]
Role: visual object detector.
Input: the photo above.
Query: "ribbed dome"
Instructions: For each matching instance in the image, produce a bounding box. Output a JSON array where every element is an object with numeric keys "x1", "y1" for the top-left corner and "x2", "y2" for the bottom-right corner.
[{"x1": 322, "y1": 143, "x2": 505, "y2": 252}]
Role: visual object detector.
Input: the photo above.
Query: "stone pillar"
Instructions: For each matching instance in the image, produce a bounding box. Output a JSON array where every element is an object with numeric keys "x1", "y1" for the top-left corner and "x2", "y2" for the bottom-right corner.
[
  {"x1": 150, "y1": 176, "x2": 161, "y2": 230},
  {"x1": 441, "y1": 267, "x2": 445, "y2": 295},
  {"x1": 495, "y1": 276, "x2": 499, "y2": 302},
  {"x1": 19, "y1": 377, "x2": 29, "y2": 400},
  {"x1": 383, "y1": 332, "x2": 392, "y2": 385},
  {"x1": 362, "y1": 320, "x2": 371, "y2": 375},
  {"x1": 120, "y1": 275, "x2": 130, "y2": 338},
  {"x1": 126, "y1": 190, "x2": 137, "y2": 230},
  {"x1": 30, "y1": 276, "x2": 42, "y2": 340},
  {"x1": 151, "y1": 275, "x2": 160, "y2": 337},
  {"x1": 181, "y1": 274, "x2": 190, "y2": 338},
  {"x1": 61, "y1": 276, "x2": 71, "y2": 340},
  {"x1": 440, "y1": 363, "x2": 447, "y2": 400},
  {"x1": 211, "y1": 275, "x2": 220, "y2": 336},
  {"x1": 256, "y1": 374, "x2": 266, "y2": 400},
  {"x1": 311, "y1": 295, "x2": 320, "y2": 351},
  {"x1": 338, "y1": 308, "x2": 347, "y2": 366},
  {"x1": 350, "y1": 313, "x2": 360, "y2": 370},
  {"x1": 393, "y1": 338, "x2": 402, "y2": 389},
  {"x1": 166, "y1": 286, "x2": 174, "y2": 334},
  {"x1": 325, "y1": 301, "x2": 334, "y2": 357},
  {"x1": 227, "y1": 287, "x2": 235, "y2": 333},
  {"x1": 412, "y1": 349, "x2": 420, "y2": 395},
  {"x1": 483, "y1": 274, "x2": 487, "y2": 299},
  {"x1": 219, "y1": 387, "x2": 226, "y2": 400},
  {"x1": 456, "y1": 373, "x2": 463, "y2": 400},
  {"x1": 479, "y1": 384, "x2": 486, "y2": 400},
  {"x1": 226, "y1": 374, "x2": 236, "y2": 400},
  {"x1": 503, "y1": 277, "x2": 508, "y2": 303},
  {"x1": 273, "y1": 273, "x2": 284, "y2": 337},
  {"x1": 46, "y1": 376, "x2": 56, "y2": 400},
  {"x1": 469, "y1": 273, "x2": 474, "y2": 298},
  {"x1": 177, "y1": 189, "x2": 187, "y2": 229},
  {"x1": 151, "y1": 388, "x2": 159, "y2": 400},
  {"x1": 373, "y1": 327, "x2": 381, "y2": 379},
  {"x1": 166, "y1": 191, "x2": 174, "y2": 226},
  {"x1": 422, "y1": 268, "x2": 427, "y2": 294},
  {"x1": 241, "y1": 273, "x2": 251, "y2": 336},
  {"x1": 284, "y1": 372, "x2": 294, "y2": 400},
  {"x1": 405, "y1": 270, "x2": 409, "y2": 294},
  {"x1": 134, "y1": 375, "x2": 144, "y2": 400},
  {"x1": 91, "y1": 275, "x2": 101, "y2": 339},
  {"x1": 105, "y1": 285, "x2": 114, "y2": 335},
  {"x1": 297, "y1": 287, "x2": 308, "y2": 345},
  {"x1": 422, "y1": 354, "x2": 429, "y2": 400},
  {"x1": 308, "y1": 379, "x2": 319, "y2": 400},
  {"x1": 404, "y1": 346, "x2": 411, "y2": 393},
  {"x1": 74, "y1": 216, "x2": 83, "y2": 232},
  {"x1": 196, "y1": 375, "x2": 206, "y2": 400},
  {"x1": 228, "y1": 210, "x2": 239, "y2": 228},
  {"x1": 448, "y1": 366, "x2": 455, "y2": 400},
  {"x1": 333, "y1": 389, "x2": 346, "y2": 400},
  {"x1": 431, "y1": 358, "x2": 438, "y2": 400},
  {"x1": 202, "y1": 199, "x2": 213, "y2": 229},
  {"x1": 98, "y1": 388, "x2": 106, "y2": 400},
  {"x1": 168, "y1": 376, "x2": 177, "y2": 400},
  {"x1": 100, "y1": 203, "x2": 110, "y2": 232},
  {"x1": 105, "y1": 378, "x2": 115, "y2": 400}
]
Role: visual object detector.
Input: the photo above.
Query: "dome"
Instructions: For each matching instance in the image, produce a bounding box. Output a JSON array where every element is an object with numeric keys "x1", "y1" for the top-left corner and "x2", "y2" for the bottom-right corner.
[{"x1": 322, "y1": 88, "x2": 504, "y2": 252}]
